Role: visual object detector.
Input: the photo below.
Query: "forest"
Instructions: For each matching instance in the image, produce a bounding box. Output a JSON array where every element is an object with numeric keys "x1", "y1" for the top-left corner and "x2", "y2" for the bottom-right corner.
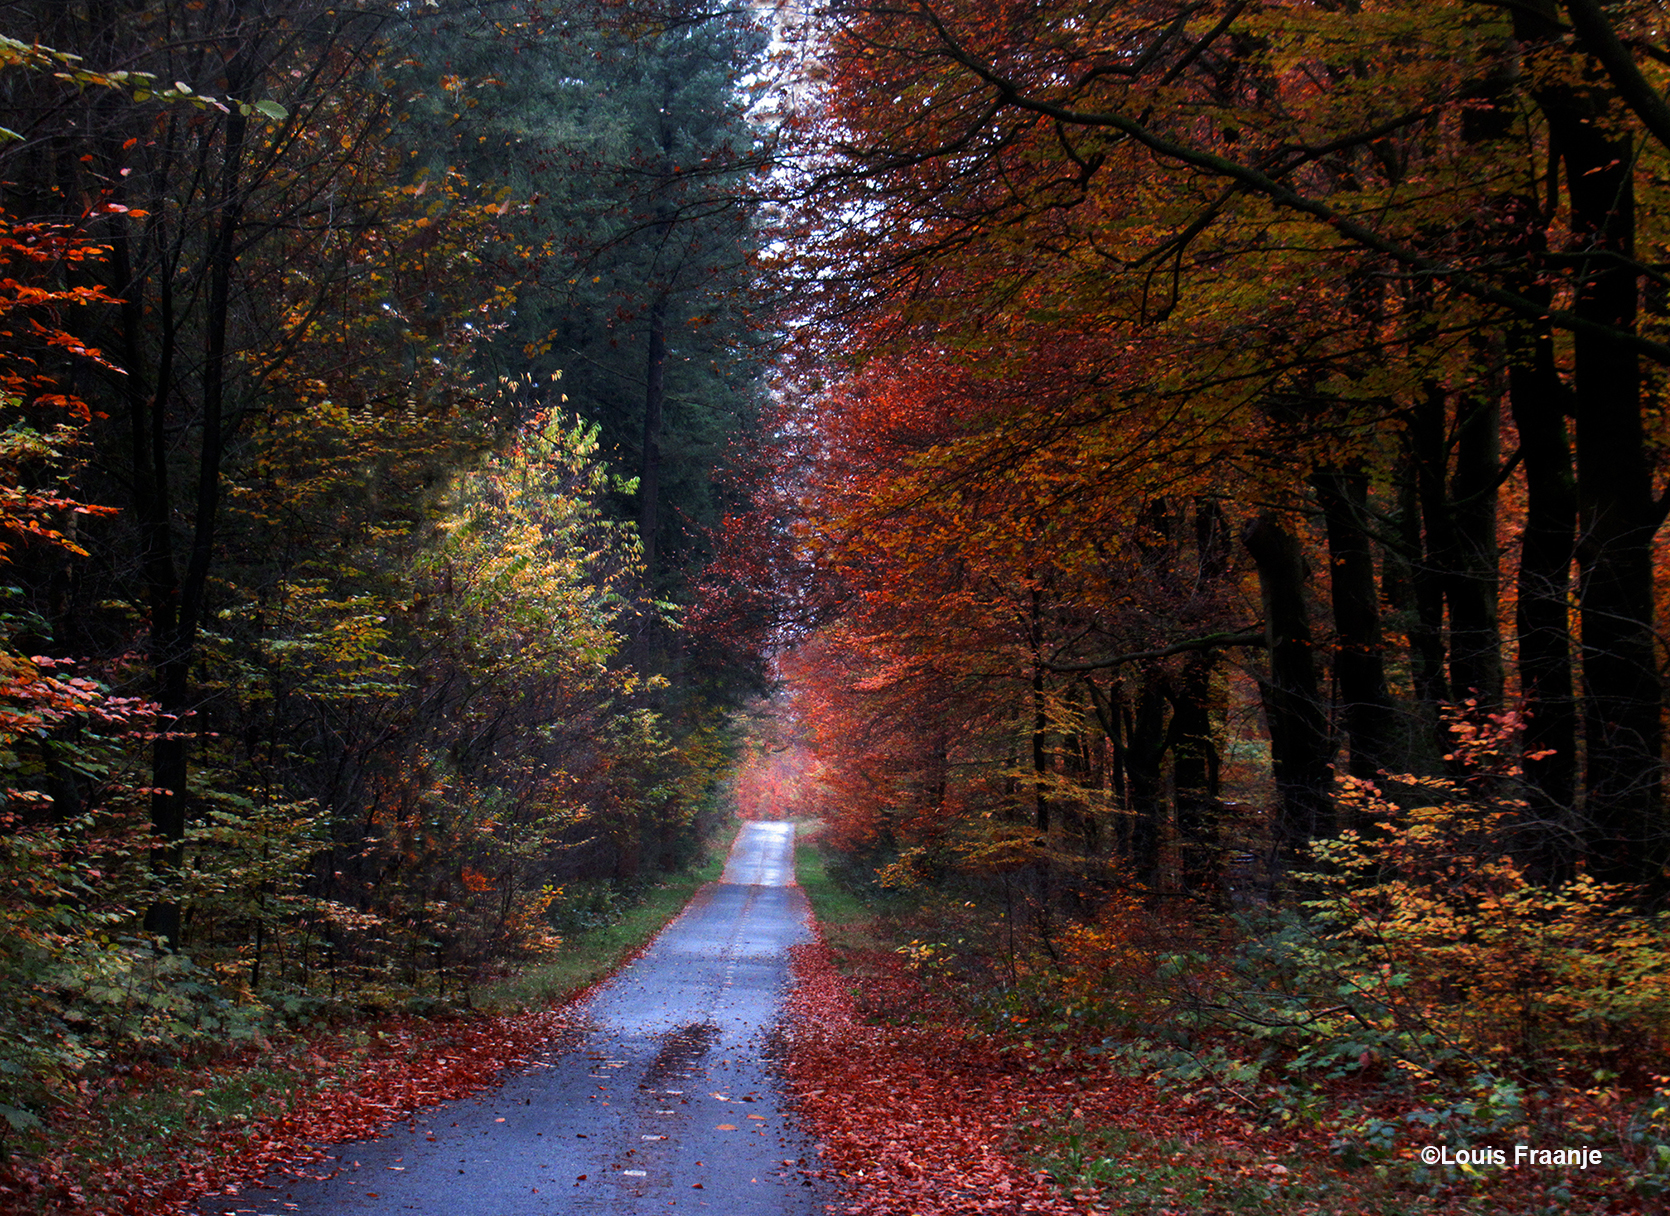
[
  {"x1": 5, "y1": 0, "x2": 1670, "y2": 1209},
  {"x1": 0, "y1": 0, "x2": 782, "y2": 1122},
  {"x1": 729, "y1": 0, "x2": 1670, "y2": 1203}
]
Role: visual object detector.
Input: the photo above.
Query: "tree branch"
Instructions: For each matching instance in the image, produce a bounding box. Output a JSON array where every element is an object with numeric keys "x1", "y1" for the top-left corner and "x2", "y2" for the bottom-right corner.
[
  {"x1": 1562, "y1": 0, "x2": 1670, "y2": 154},
  {"x1": 905, "y1": 1, "x2": 1670, "y2": 365},
  {"x1": 1045, "y1": 627, "x2": 1266, "y2": 673}
]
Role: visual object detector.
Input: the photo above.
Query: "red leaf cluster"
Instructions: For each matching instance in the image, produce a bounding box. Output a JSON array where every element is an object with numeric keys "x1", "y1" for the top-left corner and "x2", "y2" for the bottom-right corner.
[{"x1": 782, "y1": 935, "x2": 1122, "y2": 1215}]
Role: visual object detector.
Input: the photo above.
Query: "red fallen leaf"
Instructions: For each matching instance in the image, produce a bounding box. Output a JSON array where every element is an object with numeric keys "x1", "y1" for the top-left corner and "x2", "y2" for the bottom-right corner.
[
  {"x1": 782, "y1": 932, "x2": 1083, "y2": 1216},
  {"x1": 692, "y1": 1182, "x2": 704, "y2": 1189},
  {"x1": 716, "y1": 1124, "x2": 738, "y2": 1131},
  {"x1": 2, "y1": 1006, "x2": 593, "y2": 1215}
]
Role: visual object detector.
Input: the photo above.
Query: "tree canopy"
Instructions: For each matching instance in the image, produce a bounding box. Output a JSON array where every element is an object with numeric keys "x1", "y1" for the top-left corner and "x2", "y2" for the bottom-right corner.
[{"x1": 743, "y1": 0, "x2": 1670, "y2": 901}]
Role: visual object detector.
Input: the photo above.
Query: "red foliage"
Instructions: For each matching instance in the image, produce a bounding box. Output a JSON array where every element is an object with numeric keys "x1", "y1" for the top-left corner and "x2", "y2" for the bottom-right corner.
[
  {"x1": 0, "y1": 207, "x2": 123, "y2": 554},
  {"x1": 731, "y1": 739, "x2": 815, "y2": 821},
  {"x1": 782, "y1": 934, "x2": 1107, "y2": 1215}
]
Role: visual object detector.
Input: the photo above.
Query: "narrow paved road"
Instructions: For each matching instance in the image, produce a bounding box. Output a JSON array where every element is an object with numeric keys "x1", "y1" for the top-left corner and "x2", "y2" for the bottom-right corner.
[{"x1": 213, "y1": 822, "x2": 824, "y2": 1215}]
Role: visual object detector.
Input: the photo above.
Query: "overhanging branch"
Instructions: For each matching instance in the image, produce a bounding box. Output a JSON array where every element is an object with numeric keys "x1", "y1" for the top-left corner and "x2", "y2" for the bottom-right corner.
[
  {"x1": 907, "y1": 1, "x2": 1670, "y2": 366},
  {"x1": 1045, "y1": 626, "x2": 1266, "y2": 673}
]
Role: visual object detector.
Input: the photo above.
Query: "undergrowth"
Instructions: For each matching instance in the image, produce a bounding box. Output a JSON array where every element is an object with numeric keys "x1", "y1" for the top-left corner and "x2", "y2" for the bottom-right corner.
[
  {"x1": 477, "y1": 815, "x2": 736, "y2": 1011},
  {"x1": 796, "y1": 796, "x2": 1670, "y2": 1214}
]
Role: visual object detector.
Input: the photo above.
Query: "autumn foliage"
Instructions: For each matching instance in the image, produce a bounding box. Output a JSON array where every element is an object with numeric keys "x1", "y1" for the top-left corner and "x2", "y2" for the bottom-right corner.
[
  {"x1": 756, "y1": 0, "x2": 1670, "y2": 903},
  {"x1": 722, "y1": 0, "x2": 1670, "y2": 1201},
  {"x1": 0, "y1": 0, "x2": 774, "y2": 1166}
]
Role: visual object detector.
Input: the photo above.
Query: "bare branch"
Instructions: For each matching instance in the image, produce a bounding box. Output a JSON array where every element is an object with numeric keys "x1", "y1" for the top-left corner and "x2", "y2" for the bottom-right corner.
[{"x1": 1045, "y1": 627, "x2": 1266, "y2": 673}]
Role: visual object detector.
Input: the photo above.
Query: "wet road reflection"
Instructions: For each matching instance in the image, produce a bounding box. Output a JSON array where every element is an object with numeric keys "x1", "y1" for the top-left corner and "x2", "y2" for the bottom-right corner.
[{"x1": 208, "y1": 821, "x2": 822, "y2": 1216}]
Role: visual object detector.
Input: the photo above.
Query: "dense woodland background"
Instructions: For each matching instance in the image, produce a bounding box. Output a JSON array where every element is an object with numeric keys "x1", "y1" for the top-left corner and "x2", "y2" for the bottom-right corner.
[
  {"x1": 6, "y1": 0, "x2": 1670, "y2": 1177},
  {"x1": 723, "y1": 0, "x2": 1670, "y2": 1131},
  {"x1": 721, "y1": 0, "x2": 1670, "y2": 897},
  {"x1": 0, "y1": 0, "x2": 789, "y2": 1117}
]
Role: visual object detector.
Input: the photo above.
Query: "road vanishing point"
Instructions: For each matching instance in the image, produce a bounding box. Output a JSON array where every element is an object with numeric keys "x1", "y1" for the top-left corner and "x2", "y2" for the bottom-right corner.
[{"x1": 209, "y1": 821, "x2": 827, "y2": 1215}]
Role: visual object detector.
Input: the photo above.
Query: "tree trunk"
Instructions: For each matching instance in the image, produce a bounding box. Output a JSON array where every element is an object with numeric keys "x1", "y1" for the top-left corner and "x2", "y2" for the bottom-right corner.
[
  {"x1": 1171, "y1": 652, "x2": 1221, "y2": 898},
  {"x1": 638, "y1": 295, "x2": 667, "y2": 585},
  {"x1": 1124, "y1": 670, "x2": 1166, "y2": 887},
  {"x1": 1507, "y1": 298, "x2": 1578, "y2": 872},
  {"x1": 1447, "y1": 387, "x2": 1504, "y2": 711},
  {"x1": 144, "y1": 24, "x2": 256, "y2": 949},
  {"x1": 1565, "y1": 140, "x2": 1663, "y2": 884},
  {"x1": 1511, "y1": 0, "x2": 1666, "y2": 884},
  {"x1": 1314, "y1": 466, "x2": 1395, "y2": 778},
  {"x1": 1402, "y1": 407, "x2": 1450, "y2": 753},
  {"x1": 1242, "y1": 513, "x2": 1334, "y2": 876}
]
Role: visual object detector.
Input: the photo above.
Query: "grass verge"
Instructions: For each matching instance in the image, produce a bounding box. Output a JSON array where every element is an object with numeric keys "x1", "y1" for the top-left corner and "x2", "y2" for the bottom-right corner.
[
  {"x1": 479, "y1": 815, "x2": 740, "y2": 1011},
  {"x1": 1012, "y1": 1117, "x2": 1434, "y2": 1216},
  {"x1": 793, "y1": 819, "x2": 878, "y2": 942}
]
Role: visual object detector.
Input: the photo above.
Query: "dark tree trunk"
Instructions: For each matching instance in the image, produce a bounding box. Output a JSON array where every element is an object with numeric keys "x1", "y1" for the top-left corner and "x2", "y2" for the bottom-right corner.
[
  {"x1": 1447, "y1": 388, "x2": 1504, "y2": 711},
  {"x1": 1242, "y1": 514, "x2": 1334, "y2": 875},
  {"x1": 1032, "y1": 656, "x2": 1050, "y2": 838},
  {"x1": 1195, "y1": 497, "x2": 1231, "y2": 584},
  {"x1": 1401, "y1": 414, "x2": 1450, "y2": 744},
  {"x1": 1507, "y1": 300, "x2": 1578, "y2": 871},
  {"x1": 1170, "y1": 652, "x2": 1221, "y2": 898},
  {"x1": 1124, "y1": 670, "x2": 1166, "y2": 887},
  {"x1": 1469, "y1": 53, "x2": 1581, "y2": 853},
  {"x1": 638, "y1": 295, "x2": 667, "y2": 584},
  {"x1": 1565, "y1": 141, "x2": 1664, "y2": 884},
  {"x1": 1176, "y1": 498, "x2": 1230, "y2": 894},
  {"x1": 1510, "y1": 0, "x2": 1666, "y2": 884},
  {"x1": 1314, "y1": 467, "x2": 1395, "y2": 779},
  {"x1": 144, "y1": 25, "x2": 256, "y2": 950}
]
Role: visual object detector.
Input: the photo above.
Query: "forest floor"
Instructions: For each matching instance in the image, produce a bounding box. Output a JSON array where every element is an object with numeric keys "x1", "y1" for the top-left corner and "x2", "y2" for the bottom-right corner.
[
  {"x1": 786, "y1": 832, "x2": 1660, "y2": 1216},
  {"x1": 6, "y1": 821, "x2": 1660, "y2": 1216}
]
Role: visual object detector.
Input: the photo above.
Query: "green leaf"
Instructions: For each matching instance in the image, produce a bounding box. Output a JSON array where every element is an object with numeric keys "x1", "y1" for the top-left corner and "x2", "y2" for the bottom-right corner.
[
  {"x1": 0, "y1": 1104, "x2": 41, "y2": 1132},
  {"x1": 254, "y1": 98, "x2": 287, "y2": 120}
]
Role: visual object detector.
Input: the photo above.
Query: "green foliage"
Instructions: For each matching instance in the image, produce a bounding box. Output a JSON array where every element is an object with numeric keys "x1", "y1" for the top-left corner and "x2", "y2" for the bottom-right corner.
[
  {"x1": 291, "y1": 402, "x2": 668, "y2": 988},
  {"x1": 1019, "y1": 1118, "x2": 1303, "y2": 1214},
  {"x1": 423, "y1": 407, "x2": 643, "y2": 679},
  {"x1": 1018, "y1": 774, "x2": 1670, "y2": 1100},
  {"x1": 1622, "y1": 1082, "x2": 1670, "y2": 1198},
  {"x1": 811, "y1": 780, "x2": 1670, "y2": 1195},
  {"x1": 477, "y1": 814, "x2": 736, "y2": 1013},
  {"x1": 0, "y1": 396, "x2": 685, "y2": 1117},
  {"x1": 0, "y1": 3, "x2": 770, "y2": 1176},
  {"x1": 385, "y1": 2, "x2": 775, "y2": 597},
  {"x1": 0, "y1": 805, "x2": 268, "y2": 1115},
  {"x1": 0, "y1": 627, "x2": 350, "y2": 1123}
]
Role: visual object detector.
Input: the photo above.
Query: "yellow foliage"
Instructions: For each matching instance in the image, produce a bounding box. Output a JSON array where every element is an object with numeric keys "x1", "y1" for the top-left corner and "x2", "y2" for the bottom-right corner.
[{"x1": 1304, "y1": 778, "x2": 1670, "y2": 1071}]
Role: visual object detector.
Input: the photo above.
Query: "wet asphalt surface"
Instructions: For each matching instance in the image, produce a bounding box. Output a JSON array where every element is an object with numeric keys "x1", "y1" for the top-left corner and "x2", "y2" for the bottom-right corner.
[{"x1": 209, "y1": 822, "x2": 826, "y2": 1216}]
